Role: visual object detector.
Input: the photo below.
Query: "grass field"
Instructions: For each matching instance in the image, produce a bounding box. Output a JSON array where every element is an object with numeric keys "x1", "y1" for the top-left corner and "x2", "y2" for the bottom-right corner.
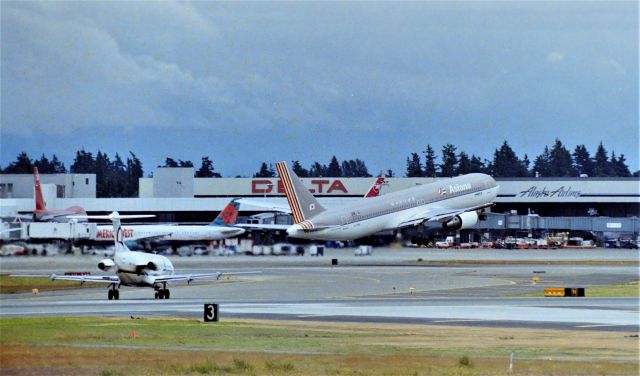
[
  {"x1": 0, "y1": 274, "x2": 101, "y2": 294},
  {"x1": 1, "y1": 317, "x2": 638, "y2": 375}
]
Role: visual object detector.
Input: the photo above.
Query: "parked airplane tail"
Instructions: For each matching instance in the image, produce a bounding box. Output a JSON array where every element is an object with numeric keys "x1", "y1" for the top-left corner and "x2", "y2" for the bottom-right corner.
[
  {"x1": 364, "y1": 176, "x2": 386, "y2": 198},
  {"x1": 275, "y1": 161, "x2": 325, "y2": 224},
  {"x1": 210, "y1": 199, "x2": 241, "y2": 227},
  {"x1": 33, "y1": 167, "x2": 46, "y2": 211}
]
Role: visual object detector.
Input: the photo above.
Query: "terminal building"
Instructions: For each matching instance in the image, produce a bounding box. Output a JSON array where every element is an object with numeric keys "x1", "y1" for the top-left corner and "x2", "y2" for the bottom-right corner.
[{"x1": 1, "y1": 168, "x2": 638, "y2": 241}]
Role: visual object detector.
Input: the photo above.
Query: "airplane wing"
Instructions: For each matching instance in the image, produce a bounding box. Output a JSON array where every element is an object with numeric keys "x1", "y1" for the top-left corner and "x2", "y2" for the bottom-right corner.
[
  {"x1": 236, "y1": 199, "x2": 292, "y2": 213},
  {"x1": 235, "y1": 223, "x2": 291, "y2": 230},
  {"x1": 395, "y1": 203, "x2": 493, "y2": 228},
  {"x1": 154, "y1": 271, "x2": 260, "y2": 284},
  {"x1": 11, "y1": 274, "x2": 120, "y2": 284}
]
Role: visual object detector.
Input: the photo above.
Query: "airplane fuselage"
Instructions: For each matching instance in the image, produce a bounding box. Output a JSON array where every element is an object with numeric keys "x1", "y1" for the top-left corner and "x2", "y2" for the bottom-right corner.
[
  {"x1": 286, "y1": 173, "x2": 499, "y2": 240},
  {"x1": 95, "y1": 225, "x2": 245, "y2": 242},
  {"x1": 113, "y1": 250, "x2": 174, "y2": 287}
]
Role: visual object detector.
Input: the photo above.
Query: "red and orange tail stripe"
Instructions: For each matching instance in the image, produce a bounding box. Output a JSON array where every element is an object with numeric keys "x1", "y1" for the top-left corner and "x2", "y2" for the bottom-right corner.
[
  {"x1": 299, "y1": 220, "x2": 314, "y2": 231},
  {"x1": 275, "y1": 162, "x2": 304, "y2": 224}
]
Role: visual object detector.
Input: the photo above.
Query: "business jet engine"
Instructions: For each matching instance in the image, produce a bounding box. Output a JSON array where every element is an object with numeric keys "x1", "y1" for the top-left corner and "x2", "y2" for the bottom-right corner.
[
  {"x1": 98, "y1": 258, "x2": 115, "y2": 271},
  {"x1": 442, "y1": 211, "x2": 478, "y2": 230}
]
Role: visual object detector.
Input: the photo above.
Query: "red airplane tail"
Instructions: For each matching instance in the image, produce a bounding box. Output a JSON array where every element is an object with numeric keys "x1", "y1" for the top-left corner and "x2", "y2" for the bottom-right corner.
[
  {"x1": 34, "y1": 167, "x2": 46, "y2": 211},
  {"x1": 364, "y1": 176, "x2": 387, "y2": 198}
]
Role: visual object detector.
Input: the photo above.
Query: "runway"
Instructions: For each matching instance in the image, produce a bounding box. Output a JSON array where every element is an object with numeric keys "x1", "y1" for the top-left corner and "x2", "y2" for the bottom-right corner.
[{"x1": 1, "y1": 248, "x2": 638, "y2": 332}]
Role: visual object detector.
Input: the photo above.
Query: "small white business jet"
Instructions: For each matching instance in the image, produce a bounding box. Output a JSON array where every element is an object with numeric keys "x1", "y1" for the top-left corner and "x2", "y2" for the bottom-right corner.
[{"x1": 13, "y1": 212, "x2": 257, "y2": 300}]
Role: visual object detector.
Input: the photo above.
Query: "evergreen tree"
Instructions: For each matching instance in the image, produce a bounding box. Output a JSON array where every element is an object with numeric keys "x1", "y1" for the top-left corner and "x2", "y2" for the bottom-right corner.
[
  {"x1": 423, "y1": 145, "x2": 437, "y2": 177},
  {"x1": 405, "y1": 153, "x2": 423, "y2": 177},
  {"x1": 109, "y1": 153, "x2": 127, "y2": 197},
  {"x1": 309, "y1": 162, "x2": 327, "y2": 177},
  {"x1": 456, "y1": 152, "x2": 472, "y2": 175},
  {"x1": 522, "y1": 154, "x2": 531, "y2": 177},
  {"x1": 492, "y1": 141, "x2": 527, "y2": 177},
  {"x1": 572, "y1": 144, "x2": 594, "y2": 176},
  {"x1": 341, "y1": 160, "x2": 354, "y2": 177},
  {"x1": 254, "y1": 162, "x2": 275, "y2": 178},
  {"x1": 612, "y1": 153, "x2": 631, "y2": 177},
  {"x1": 291, "y1": 160, "x2": 309, "y2": 177},
  {"x1": 385, "y1": 169, "x2": 394, "y2": 178},
  {"x1": 3, "y1": 152, "x2": 33, "y2": 173},
  {"x1": 342, "y1": 159, "x2": 371, "y2": 177},
  {"x1": 94, "y1": 151, "x2": 111, "y2": 197},
  {"x1": 195, "y1": 157, "x2": 221, "y2": 178},
  {"x1": 593, "y1": 142, "x2": 612, "y2": 177},
  {"x1": 532, "y1": 146, "x2": 551, "y2": 177},
  {"x1": 326, "y1": 156, "x2": 342, "y2": 177},
  {"x1": 161, "y1": 157, "x2": 179, "y2": 168},
  {"x1": 50, "y1": 154, "x2": 66, "y2": 173},
  {"x1": 469, "y1": 155, "x2": 485, "y2": 173},
  {"x1": 440, "y1": 144, "x2": 458, "y2": 177},
  {"x1": 548, "y1": 139, "x2": 575, "y2": 176},
  {"x1": 34, "y1": 154, "x2": 53, "y2": 173},
  {"x1": 70, "y1": 149, "x2": 95, "y2": 173},
  {"x1": 126, "y1": 152, "x2": 144, "y2": 197},
  {"x1": 178, "y1": 160, "x2": 194, "y2": 168}
]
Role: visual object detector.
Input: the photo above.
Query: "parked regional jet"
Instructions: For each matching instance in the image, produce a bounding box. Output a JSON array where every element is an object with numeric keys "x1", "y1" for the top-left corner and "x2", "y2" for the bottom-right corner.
[
  {"x1": 13, "y1": 212, "x2": 256, "y2": 300},
  {"x1": 33, "y1": 167, "x2": 87, "y2": 222},
  {"x1": 93, "y1": 199, "x2": 245, "y2": 244},
  {"x1": 274, "y1": 161, "x2": 499, "y2": 243}
]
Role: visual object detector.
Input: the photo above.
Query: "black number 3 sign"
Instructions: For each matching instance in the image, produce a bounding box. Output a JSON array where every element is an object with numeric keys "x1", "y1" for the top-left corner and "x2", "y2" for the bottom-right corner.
[{"x1": 204, "y1": 304, "x2": 219, "y2": 322}]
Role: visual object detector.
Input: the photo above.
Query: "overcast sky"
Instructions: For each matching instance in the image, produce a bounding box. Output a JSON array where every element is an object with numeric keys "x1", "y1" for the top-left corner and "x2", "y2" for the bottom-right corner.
[{"x1": 1, "y1": 1, "x2": 638, "y2": 176}]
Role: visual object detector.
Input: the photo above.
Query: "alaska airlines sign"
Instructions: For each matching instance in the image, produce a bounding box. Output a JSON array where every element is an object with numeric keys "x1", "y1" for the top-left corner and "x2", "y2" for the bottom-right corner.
[
  {"x1": 518, "y1": 186, "x2": 581, "y2": 199},
  {"x1": 252, "y1": 179, "x2": 348, "y2": 194}
]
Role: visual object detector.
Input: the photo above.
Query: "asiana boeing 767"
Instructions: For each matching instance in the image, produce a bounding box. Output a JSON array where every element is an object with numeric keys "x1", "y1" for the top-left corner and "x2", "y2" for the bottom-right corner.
[{"x1": 270, "y1": 161, "x2": 499, "y2": 243}]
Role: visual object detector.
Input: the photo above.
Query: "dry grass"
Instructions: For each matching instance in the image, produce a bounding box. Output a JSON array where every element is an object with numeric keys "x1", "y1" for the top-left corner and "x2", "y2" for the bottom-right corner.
[
  {"x1": 1, "y1": 317, "x2": 638, "y2": 375},
  {"x1": 0, "y1": 274, "x2": 101, "y2": 294}
]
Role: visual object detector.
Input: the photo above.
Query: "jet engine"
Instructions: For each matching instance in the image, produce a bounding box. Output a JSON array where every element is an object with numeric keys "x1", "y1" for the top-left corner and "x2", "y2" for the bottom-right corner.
[
  {"x1": 442, "y1": 211, "x2": 479, "y2": 230},
  {"x1": 97, "y1": 258, "x2": 115, "y2": 271}
]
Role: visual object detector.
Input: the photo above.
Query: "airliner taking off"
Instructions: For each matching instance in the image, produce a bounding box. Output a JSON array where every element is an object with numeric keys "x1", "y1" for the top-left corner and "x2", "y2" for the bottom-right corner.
[
  {"x1": 274, "y1": 161, "x2": 499, "y2": 243},
  {"x1": 13, "y1": 213, "x2": 256, "y2": 300},
  {"x1": 33, "y1": 167, "x2": 87, "y2": 222}
]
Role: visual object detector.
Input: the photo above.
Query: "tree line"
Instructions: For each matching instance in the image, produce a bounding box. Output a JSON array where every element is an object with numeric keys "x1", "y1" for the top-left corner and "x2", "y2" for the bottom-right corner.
[
  {"x1": 1, "y1": 140, "x2": 636, "y2": 197},
  {"x1": 253, "y1": 157, "x2": 375, "y2": 178},
  {"x1": 405, "y1": 139, "x2": 633, "y2": 178}
]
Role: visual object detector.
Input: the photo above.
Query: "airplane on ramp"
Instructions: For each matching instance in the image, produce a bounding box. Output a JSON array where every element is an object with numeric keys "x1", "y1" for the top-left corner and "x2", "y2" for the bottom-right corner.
[
  {"x1": 274, "y1": 161, "x2": 499, "y2": 243},
  {"x1": 12, "y1": 212, "x2": 258, "y2": 300}
]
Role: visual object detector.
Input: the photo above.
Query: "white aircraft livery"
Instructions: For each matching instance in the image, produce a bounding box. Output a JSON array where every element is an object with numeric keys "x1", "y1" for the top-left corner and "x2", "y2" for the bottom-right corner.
[
  {"x1": 274, "y1": 161, "x2": 499, "y2": 242},
  {"x1": 13, "y1": 213, "x2": 257, "y2": 300}
]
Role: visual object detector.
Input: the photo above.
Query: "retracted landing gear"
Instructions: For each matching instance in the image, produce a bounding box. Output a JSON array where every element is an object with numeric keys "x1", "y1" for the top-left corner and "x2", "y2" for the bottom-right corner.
[
  {"x1": 154, "y1": 282, "x2": 170, "y2": 300},
  {"x1": 107, "y1": 284, "x2": 120, "y2": 300}
]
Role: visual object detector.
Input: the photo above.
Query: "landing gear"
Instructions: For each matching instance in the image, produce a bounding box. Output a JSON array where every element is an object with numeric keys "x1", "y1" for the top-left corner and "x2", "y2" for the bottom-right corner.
[
  {"x1": 107, "y1": 285, "x2": 120, "y2": 300},
  {"x1": 154, "y1": 283, "x2": 170, "y2": 300}
]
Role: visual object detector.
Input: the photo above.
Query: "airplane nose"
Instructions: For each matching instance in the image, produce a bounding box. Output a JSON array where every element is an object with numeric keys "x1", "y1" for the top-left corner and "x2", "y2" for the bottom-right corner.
[{"x1": 286, "y1": 224, "x2": 302, "y2": 237}]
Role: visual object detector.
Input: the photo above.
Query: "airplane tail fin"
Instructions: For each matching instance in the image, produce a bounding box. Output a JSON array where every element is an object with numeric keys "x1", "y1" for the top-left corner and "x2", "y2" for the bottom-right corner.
[
  {"x1": 364, "y1": 176, "x2": 386, "y2": 198},
  {"x1": 210, "y1": 199, "x2": 240, "y2": 227},
  {"x1": 33, "y1": 167, "x2": 46, "y2": 211},
  {"x1": 275, "y1": 161, "x2": 325, "y2": 223},
  {"x1": 69, "y1": 213, "x2": 154, "y2": 254}
]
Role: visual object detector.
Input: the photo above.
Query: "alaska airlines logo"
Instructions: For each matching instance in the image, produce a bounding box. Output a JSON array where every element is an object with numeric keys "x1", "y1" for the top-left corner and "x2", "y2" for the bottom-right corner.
[
  {"x1": 449, "y1": 183, "x2": 472, "y2": 194},
  {"x1": 518, "y1": 186, "x2": 581, "y2": 198}
]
